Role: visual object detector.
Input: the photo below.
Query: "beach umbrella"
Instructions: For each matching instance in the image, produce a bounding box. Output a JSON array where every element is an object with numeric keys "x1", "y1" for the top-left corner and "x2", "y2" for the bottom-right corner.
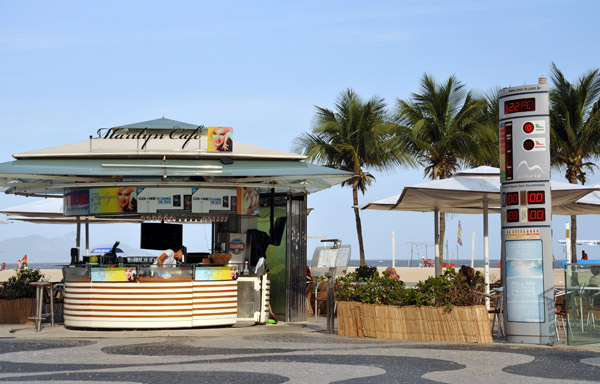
[
  {"x1": 552, "y1": 184, "x2": 600, "y2": 215},
  {"x1": 0, "y1": 197, "x2": 64, "y2": 217},
  {"x1": 0, "y1": 198, "x2": 142, "y2": 257},
  {"x1": 361, "y1": 166, "x2": 598, "y2": 300}
]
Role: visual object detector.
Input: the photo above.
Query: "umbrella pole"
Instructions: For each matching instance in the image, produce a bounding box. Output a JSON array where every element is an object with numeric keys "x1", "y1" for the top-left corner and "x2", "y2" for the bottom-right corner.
[
  {"x1": 434, "y1": 209, "x2": 440, "y2": 277},
  {"x1": 484, "y1": 197, "x2": 490, "y2": 310},
  {"x1": 392, "y1": 231, "x2": 395, "y2": 268}
]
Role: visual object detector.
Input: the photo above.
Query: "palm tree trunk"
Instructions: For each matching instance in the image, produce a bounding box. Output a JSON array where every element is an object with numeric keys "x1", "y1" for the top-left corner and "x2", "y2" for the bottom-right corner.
[
  {"x1": 439, "y1": 212, "x2": 445, "y2": 267},
  {"x1": 352, "y1": 186, "x2": 366, "y2": 266},
  {"x1": 568, "y1": 173, "x2": 578, "y2": 263}
]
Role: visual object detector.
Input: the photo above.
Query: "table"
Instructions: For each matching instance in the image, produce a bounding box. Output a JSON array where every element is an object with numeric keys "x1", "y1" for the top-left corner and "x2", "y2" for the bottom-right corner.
[{"x1": 564, "y1": 285, "x2": 600, "y2": 332}]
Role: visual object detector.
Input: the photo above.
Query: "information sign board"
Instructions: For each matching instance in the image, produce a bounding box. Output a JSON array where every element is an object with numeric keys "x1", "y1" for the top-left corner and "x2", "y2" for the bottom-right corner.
[
  {"x1": 501, "y1": 182, "x2": 552, "y2": 227},
  {"x1": 499, "y1": 83, "x2": 550, "y2": 183},
  {"x1": 499, "y1": 79, "x2": 555, "y2": 344}
]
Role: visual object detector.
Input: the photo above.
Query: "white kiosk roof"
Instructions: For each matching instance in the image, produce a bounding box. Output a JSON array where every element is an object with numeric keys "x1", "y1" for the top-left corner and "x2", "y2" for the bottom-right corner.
[{"x1": 0, "y1": 118, "x2": 353, "y2": 197}]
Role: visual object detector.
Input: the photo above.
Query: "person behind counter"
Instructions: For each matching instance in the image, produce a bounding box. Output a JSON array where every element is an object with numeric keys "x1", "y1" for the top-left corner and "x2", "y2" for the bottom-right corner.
[
  {"x1": 153, "y1": 246, "x2": 184, "y2": 267},
  {"x1": 590, "y1": 266, "x2": 600, "y2": 287}
]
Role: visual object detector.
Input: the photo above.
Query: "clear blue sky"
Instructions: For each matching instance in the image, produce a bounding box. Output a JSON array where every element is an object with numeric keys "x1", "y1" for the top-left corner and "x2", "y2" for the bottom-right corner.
[{"x1": 1, "y1": 0, "x2": 599, "y2": 263}]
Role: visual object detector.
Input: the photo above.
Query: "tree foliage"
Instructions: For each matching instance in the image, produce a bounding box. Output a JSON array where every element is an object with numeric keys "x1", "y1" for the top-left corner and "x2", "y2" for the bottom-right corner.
[
  {"x1": 549, "y1": 63, "x2": 600, "y2": 262},
  {"x1": 394, "y1": 74, "x2": 492, "y2": 269},
  {"x1": 294, "y1": 88, "x2": 412, "y2": 266}
]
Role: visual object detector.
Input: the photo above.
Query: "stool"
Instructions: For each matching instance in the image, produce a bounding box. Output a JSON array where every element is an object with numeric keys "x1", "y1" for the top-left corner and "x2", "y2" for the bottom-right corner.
[
  {"x1": 490, "y1": 287, "x2": 504, "y2": 338},
  {"x1": 28, "y1": 282, "x2": 55, "y2": 332}
]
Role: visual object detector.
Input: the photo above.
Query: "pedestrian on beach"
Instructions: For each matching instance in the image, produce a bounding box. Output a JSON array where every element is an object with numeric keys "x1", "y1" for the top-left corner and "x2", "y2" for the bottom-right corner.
[
  {"x1": 22, "y1": 255, "x2": 28, "y2": 267},
  {"x1": 17, "y1": 260, "x2": 21, "y2": 268}
]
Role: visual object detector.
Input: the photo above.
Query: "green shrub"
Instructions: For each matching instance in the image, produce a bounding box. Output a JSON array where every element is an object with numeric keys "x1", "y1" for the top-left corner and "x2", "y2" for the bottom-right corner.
[
  {"x1": 0, "y1": 267, "x2": 45, "y2": 299},
  {"x1": 335, "y1": 266, "x2": 486, "y2": 309},
  {"x1": 355, "y1": 266, "x2": 377, "y2": 280}
]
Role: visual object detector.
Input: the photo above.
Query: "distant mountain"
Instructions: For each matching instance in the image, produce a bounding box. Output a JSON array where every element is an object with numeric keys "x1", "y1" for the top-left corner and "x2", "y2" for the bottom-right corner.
[{"x1": 0, "y1": 233, "x2": 155, "y2": 263}]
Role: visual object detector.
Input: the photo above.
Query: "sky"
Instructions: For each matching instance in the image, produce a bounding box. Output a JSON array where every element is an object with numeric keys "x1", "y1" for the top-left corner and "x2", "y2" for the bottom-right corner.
[{"x1": 1, "y1": 0, "x2": 600, "y2": 263}]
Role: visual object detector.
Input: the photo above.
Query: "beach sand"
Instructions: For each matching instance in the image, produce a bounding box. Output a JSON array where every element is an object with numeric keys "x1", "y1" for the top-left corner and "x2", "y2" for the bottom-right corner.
[
  {"x1": 1, "y1": 267, "x2": 567, "y2": 287},
  {"x1": 0, "y1": 269, "x2": 65, "y2": 283},
  {"x1": 343, "y1": 267, "x2": 567, "y2": 287}
]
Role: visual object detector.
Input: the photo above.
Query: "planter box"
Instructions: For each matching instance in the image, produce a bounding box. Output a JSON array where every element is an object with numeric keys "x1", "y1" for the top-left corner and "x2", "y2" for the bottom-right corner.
[
  {"x1": 0, "y1": 298, "x2": 36, "y2": 324},
  {"x1": 337, "y1": 301, "x2": 493, "y2": 343}
]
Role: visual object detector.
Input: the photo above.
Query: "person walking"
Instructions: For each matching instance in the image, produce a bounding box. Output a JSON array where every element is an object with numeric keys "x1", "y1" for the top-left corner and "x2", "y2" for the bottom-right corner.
[{"x1": 22, "y1": 255, "x2": 28, "y2": 267}]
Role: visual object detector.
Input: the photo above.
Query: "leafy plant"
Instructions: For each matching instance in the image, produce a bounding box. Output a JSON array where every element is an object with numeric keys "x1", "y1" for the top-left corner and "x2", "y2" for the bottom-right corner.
[
  {"x1": 355, "y1": 266, "x2": 378, "y2": 280},
  {"x1": 335, "y1": 266, "x2": 485, "y2": 309},
  {"x1": 0, "y1": 267, "x2": 45, "y2": 299}
]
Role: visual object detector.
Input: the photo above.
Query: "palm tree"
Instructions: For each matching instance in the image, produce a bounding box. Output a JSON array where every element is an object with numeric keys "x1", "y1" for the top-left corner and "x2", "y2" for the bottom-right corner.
[
  {"x1": 475, "y1": 87, "x2": 501, "y2": 168},
  {"x1": 549, "y1": 62, "x2": 600, "y2": 263},
  {"x1": 294, "y1": 88, "x2": 412, "y2": 266},
  {"x1": 395, "y1": 74, "x2": 490, "y2": 274}
]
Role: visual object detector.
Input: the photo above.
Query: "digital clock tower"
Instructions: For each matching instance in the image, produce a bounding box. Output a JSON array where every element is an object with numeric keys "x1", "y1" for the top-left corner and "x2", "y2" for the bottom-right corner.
[{"x1": 499, "y1": 77, "x2": 555, "y2": 345}]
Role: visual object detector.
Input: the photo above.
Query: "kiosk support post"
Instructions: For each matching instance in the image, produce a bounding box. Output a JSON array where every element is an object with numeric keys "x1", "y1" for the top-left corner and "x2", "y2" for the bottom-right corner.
[{"x1": 326, "y1": 267, "x2": 335, "y2": 334}]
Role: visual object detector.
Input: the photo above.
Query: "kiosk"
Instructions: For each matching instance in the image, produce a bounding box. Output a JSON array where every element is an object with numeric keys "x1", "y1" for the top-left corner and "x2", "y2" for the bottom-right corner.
[{"x1": 0, "y1": 117, "x2": 352, "y2": 327}]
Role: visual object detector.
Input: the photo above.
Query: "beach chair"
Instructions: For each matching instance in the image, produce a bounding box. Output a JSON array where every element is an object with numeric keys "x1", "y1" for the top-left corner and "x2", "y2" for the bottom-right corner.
[
  {"x1": 554, "y1": 289, "x2": 572, "y2": 341},
  {"x1": 421, "y1": 257, "x2": 434, "y2": 268}
]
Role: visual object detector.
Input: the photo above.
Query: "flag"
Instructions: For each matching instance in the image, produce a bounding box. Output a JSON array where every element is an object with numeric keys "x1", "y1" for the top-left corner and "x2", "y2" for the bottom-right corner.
[{"x1": 457, "y1": 220, "x2": 463, "y2": 246}]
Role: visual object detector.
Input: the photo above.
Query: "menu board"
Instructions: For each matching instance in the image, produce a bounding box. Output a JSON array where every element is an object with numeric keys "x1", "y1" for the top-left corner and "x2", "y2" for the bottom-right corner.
[
  {"x1": 91, "y1": 267, "x2": 137, "y2": 282},
  {"x1": 311, "y1": 245, "x2": 351, "y2": 268}
]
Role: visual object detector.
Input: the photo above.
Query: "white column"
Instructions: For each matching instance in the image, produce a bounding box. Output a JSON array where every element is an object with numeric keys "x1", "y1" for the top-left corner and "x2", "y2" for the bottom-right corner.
[
  {"x1": 85, "y1": 219, "x2": 90, "y2": 256},
  {"x1": 392, "y1": 231, "x2": 396, "y2": 269},
  {"x1": 471, "y1": 232, "x2": 475, "y2": 268},
  {"x1": 434, "y1": 209, "x2": 440, "y2": 277},
  {"x1": 565, "y1": 222, "x2": 571, "y2": 263}
]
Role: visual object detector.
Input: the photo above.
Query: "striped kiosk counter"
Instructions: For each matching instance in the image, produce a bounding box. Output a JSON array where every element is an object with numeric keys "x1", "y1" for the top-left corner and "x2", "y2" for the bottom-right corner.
[{"x1": 62, "y1": 265, "x2": 238, "y2": 329}]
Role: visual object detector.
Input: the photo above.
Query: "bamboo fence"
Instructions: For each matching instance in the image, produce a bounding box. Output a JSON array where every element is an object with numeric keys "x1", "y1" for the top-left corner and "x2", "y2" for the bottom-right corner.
[
  {"x1": 337, "y1": 301, "x2": 493, "y2": 343},
  {"x1": 0, "y1": 298, "x2": 36, "y2": 324}
]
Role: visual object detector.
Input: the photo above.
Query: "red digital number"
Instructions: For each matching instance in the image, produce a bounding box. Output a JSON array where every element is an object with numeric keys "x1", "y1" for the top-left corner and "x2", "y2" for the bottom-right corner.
[
  {"x1": 527, "y1": 191, "x2": 545, "y2": 204},
  {"x1": 504, "y1": 98, "x2": 536, "y2": 114},
  {"x1": 506, "y1": 192, "x2": 519, "y2": 206},
  {"x1": 506, "y1": 209, "x2": 519, "y2": 223},
  {"x1": 527, "y1": 208, "x2": 545, "y2": 222}
]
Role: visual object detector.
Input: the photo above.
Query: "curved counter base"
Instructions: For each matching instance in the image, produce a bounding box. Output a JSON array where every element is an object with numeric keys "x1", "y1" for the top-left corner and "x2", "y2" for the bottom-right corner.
[{"x1": 63, "y1": 280, "x2": 238, "y2": 329}]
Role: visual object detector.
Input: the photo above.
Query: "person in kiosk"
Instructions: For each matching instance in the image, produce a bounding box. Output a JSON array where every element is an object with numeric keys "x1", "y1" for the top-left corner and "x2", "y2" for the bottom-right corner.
[{"x1": 153, "y1": 246, "x2": 185, "y2": 267}]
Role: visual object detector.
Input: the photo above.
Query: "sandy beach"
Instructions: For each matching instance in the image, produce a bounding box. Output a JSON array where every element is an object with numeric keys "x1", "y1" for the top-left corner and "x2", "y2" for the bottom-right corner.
[
  {"x1": 0, "y1": 269, "x2": 65, "y2": 283},
  {"x1": 1, "y1": 267, "x2": 566, "y2": 286},
  {"x1": 352, "y1": 267, "x2": 566, "y2": 287}
]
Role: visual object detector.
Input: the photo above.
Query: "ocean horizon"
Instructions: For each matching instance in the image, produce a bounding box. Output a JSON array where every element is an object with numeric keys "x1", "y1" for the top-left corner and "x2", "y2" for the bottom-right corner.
[{"x1": 0, "y1": 258, "x2": 580, "y2": 271}]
